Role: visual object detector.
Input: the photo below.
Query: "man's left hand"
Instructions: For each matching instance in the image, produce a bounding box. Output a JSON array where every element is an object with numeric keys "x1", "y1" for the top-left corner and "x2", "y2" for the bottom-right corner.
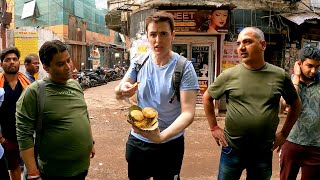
[
  {"x1": 132, "y1": 126, "x2": 162, "y2": 144},
  {"x1": 272, "y1": 131, "x2": 286, "y2": 152}
]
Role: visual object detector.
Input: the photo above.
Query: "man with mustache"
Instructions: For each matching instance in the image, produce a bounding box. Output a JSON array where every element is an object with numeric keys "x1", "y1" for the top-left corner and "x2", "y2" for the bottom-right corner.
[
  {"x1": 24, "y1": 54, "x2": 40, "y2": 83},
  {"x1": 0, "y1": 47, "x2": 31, "y2": 180},
  {"x1": 16, "y1": 40, "x2": 95, "y2": 180},
  {"x1": 203, "y1": 27, "x2": 301, "y2": 179}
]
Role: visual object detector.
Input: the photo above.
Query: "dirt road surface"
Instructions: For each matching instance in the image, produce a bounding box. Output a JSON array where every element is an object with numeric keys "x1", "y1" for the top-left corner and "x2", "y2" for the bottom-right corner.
[{"x1": 84, "y1": 80, "x2": 295, "y2": 180}]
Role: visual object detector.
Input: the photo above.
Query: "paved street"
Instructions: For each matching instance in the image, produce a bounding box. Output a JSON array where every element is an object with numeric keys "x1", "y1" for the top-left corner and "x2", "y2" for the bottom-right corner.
[{"x1": 84, "y1": 80, "x2": 296, "y2": 180}]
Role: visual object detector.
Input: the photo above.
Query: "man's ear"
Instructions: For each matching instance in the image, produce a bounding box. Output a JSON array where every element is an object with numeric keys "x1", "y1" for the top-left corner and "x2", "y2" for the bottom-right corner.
[
  {"x1": 43, "y1": 64, "x2": 50, "y2": 73},
  {"x1": 261, "y1": 40, "x2": 267, "y2": 50}
]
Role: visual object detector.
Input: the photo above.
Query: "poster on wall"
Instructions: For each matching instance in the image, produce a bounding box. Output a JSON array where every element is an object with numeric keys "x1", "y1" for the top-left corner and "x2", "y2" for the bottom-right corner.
[
  {"x1": 222, "y1": 42, "x2": 240, "y2": 71},
  {"x1": 191, "y1": 46, "x2": 209, "y2": 78},
  {"x1": 14, "y1": 31, "x2": 38, "y2": 64},
  {"x1": 191, "y1": 46, "x2": 210, "y2": 104},
  {"x1": 197, "y1": 79, "x2": 208, "y2": 104},
  {"x1": 166, "y1": 9, "x2": 229, "y2": 34}
]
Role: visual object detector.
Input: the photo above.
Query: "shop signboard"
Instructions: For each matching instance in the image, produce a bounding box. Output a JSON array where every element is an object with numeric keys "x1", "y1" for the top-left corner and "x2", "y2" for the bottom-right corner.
[
  {"x1": 14, "y1": 31, "x2": 38, "y2": 65},
  {"x1": 166, "y1": 10, "x2": 229, "y2": 34}
]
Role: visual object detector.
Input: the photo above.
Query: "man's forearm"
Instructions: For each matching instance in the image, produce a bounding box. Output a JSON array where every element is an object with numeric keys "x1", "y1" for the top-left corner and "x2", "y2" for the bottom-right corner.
[
  {"x1": 203, "y1": 92, "x2": 218, "y2": 128},
  {"x1": 21, "y1": 147, "x2": 39, "y2": 173}
]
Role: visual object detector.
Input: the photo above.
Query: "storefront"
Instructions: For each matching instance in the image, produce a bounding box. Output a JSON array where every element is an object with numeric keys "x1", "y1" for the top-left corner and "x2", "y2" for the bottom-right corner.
[
  {"x1": 165, "y1": 8, "x2": 231, "y2": 104},
  {"x1": 172, "y1": 35, "x2": 218, "y2": 104}
]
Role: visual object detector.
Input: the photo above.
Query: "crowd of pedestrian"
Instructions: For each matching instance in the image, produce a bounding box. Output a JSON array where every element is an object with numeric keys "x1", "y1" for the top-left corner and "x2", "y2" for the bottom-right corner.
[{"x1": 0, "y1": 10, "x2": 319, "y2": 180}]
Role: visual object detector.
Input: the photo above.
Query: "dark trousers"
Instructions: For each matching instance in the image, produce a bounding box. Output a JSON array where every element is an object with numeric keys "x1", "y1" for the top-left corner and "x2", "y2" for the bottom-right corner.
[
  {"x1": 126, "y1": 135, "x2": 184, "y2": 180},
  {"x1": 280, "y1": 141, "x2": 320, "y2": 180},
  {"x1": 0, "y1": 155, "x2": 10, "y2": 180},
  {"x1": 40, "y1": 170, "x2": 88, "y2": 180}
]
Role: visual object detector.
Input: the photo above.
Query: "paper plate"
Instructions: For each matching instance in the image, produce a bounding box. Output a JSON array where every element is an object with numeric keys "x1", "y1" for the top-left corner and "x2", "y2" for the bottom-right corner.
[{"x1": 127, "y1": 105, "x2": 159, "y2": 131}]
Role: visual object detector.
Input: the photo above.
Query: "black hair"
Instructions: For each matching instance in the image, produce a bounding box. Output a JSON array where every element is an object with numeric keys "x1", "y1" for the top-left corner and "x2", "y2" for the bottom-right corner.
[
  {"x1": 299, "y1": 45, "x2": 320, "y2": 62},
  {"x1": 0, "y1": 47, "x2": 21, "y2": 62},
  {"x1": 39, "y1": 40, "x2": 68, "y2": 66},
  {"x1": 24, "y1": 54, "x2": 39, "y2": 64}
]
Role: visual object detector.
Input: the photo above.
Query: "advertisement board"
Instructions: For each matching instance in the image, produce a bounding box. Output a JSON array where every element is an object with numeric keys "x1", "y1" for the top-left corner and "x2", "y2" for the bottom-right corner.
[
  {"x1": 166, "y1": 9, "x2": 229, "y2": 34},
  {"x1": 222, "y1": 42, "x2": 240, "y2": 71},
  {"x1": 14, "y1": 31, "x2": 38, "y2": 64},
  {"x1": 191, "y1": 45, "x2": 210, "y2": 104}
]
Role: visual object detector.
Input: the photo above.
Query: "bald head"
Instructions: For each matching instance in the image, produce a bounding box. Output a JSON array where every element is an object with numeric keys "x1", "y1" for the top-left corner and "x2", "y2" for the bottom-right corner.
[{"x1": 240, "y1": 27, "x2": 265, "y2": 41}]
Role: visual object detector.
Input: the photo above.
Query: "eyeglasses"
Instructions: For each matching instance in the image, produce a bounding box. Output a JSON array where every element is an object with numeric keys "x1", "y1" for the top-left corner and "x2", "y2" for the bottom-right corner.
[{"x1": 3, "y1": 57, "x2": 19, "y2": 62}]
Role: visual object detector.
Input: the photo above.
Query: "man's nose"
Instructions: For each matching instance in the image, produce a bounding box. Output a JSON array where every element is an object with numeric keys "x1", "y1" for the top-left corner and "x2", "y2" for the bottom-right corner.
[
  {"x1": 311, "y1": 67, "x2": 317, "y2": 74},
  {"x1": 239, "y1": 43, "x2": 245, "y2": 50},
  {"x1": 155, "y1": 34, "x2": 161, "y2": 42}
]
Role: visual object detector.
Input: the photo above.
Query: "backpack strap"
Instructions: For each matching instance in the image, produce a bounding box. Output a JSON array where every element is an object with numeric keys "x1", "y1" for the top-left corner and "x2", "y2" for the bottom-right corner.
[
  {"x1": 134, "y1": 52, "x2": 150, "y2": 73},
  {"x1": 36, "y1": 80, "x2": 46, "y2": 131},
  {"x1": 34, "y1": 79, "x2": 46, "y2": 167},
  {"x1": 169, "y1": 55, "x2": 188, "y2": 103}
]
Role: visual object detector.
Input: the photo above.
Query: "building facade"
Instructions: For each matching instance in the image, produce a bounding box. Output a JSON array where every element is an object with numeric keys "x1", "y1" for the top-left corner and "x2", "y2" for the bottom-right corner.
[
  {"x1": 107, "y1": 0, "x2": 319, "y2": 107},
  {"x1": 13, "y1": 0, "x2": 126, "y2": 70}
]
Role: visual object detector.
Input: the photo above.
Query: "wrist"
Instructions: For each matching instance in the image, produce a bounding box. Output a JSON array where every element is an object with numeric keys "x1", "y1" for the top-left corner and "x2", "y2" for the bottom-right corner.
[
  {"x1": 209, "y1": 125, "x2": 219, "y2": 132},
  {"x1": 27, "y1": 169, "x2": 40, "y2": 179}
]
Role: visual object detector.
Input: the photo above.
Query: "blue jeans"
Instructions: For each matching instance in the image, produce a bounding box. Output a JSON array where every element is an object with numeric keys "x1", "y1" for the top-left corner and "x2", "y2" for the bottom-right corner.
[{"x1": 218, "y1": 146, "x2": 272, "y2": 180}]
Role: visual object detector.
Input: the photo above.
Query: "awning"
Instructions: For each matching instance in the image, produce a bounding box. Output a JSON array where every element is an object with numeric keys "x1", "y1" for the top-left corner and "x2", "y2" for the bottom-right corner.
[
  {"x1": 143, "y1": 0, "x2": 236, "y2": 9},
  {"x1": 281, "y1": 12, "x2": 320, "y2": 25}
]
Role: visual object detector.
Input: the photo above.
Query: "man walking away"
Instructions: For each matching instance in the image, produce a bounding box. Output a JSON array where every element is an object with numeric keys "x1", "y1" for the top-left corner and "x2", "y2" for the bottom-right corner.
[{"x1": 24, "y1": 54, "x2": 40, "y2": 83}]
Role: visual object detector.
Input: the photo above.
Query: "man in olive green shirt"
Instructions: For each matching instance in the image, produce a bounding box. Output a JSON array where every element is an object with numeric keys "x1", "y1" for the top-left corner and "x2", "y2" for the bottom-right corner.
[
  {"x1": 203, "y1": 27, "x2": 301, "y2": 179},
  {"x1": 16, "y1": 40, "x2": 95, "y2": 180}
]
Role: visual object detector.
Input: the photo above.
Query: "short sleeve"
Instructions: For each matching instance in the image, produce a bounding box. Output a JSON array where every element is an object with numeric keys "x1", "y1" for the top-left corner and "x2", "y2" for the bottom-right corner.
[
  {"x1": 207, "y1": 71, "x2": 228, "y2": 100},
  {"x1": 180, "y1": 61, "x2": 199, "y2": 90},
  {"x1": 282, "y1": 72, "x2": 299, "y2": 105}
]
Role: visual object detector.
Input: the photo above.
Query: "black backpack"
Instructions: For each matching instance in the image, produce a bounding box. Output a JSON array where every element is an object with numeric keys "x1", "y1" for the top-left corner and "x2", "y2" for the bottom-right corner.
[{"x1": 134, "y1": 53, "x2": 188, "y2": 103}]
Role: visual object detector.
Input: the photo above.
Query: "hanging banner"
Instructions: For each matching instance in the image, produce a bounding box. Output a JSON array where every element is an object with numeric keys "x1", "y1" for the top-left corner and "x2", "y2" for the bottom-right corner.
[{"x1": 14, "y1": 31, "x2": 38, "y2": 64}]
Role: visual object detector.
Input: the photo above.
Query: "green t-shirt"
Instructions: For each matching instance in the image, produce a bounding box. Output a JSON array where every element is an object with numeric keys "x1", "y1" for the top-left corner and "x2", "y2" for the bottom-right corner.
[
  {"x1": 16, "y1": 77, "x2": 93, "y2": 177},
  {"x1": 208, "y1": 63, "x2": 298, "y2": 152}
]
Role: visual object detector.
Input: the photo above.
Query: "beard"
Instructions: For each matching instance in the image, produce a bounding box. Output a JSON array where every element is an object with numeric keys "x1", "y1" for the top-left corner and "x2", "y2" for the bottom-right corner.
[{"x1": 3, "y1": 66, "x2": 19, "y2": 74}]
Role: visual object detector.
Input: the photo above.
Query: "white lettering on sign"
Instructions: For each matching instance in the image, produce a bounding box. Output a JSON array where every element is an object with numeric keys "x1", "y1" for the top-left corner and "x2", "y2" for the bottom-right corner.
[{"x1": 171, "y1": 12, "x2": 195, "y2": 21}]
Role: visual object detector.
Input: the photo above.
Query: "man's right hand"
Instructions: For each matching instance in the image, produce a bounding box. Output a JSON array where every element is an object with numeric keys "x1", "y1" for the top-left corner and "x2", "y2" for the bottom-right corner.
[
  {"x1": 210, "y1": 126, "x2": 228, "y2": 147},
  {"x1": 117, "y1": 82, "x2": 138, "y2": 98}
]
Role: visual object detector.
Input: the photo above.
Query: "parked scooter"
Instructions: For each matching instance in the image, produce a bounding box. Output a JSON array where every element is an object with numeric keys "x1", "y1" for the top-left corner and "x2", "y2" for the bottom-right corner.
[{"x1": 84, "y1": 69, "x2": 106, "y2": 87}]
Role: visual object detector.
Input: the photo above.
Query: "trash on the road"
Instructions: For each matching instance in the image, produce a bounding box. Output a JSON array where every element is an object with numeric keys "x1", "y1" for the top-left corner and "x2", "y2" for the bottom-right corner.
[
  {"x1": 99, "y1": 163, "x2": 103, "y2": 166},
  {"x1": 89, "y1": 116, "x2": 94, "y2": 119}
]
